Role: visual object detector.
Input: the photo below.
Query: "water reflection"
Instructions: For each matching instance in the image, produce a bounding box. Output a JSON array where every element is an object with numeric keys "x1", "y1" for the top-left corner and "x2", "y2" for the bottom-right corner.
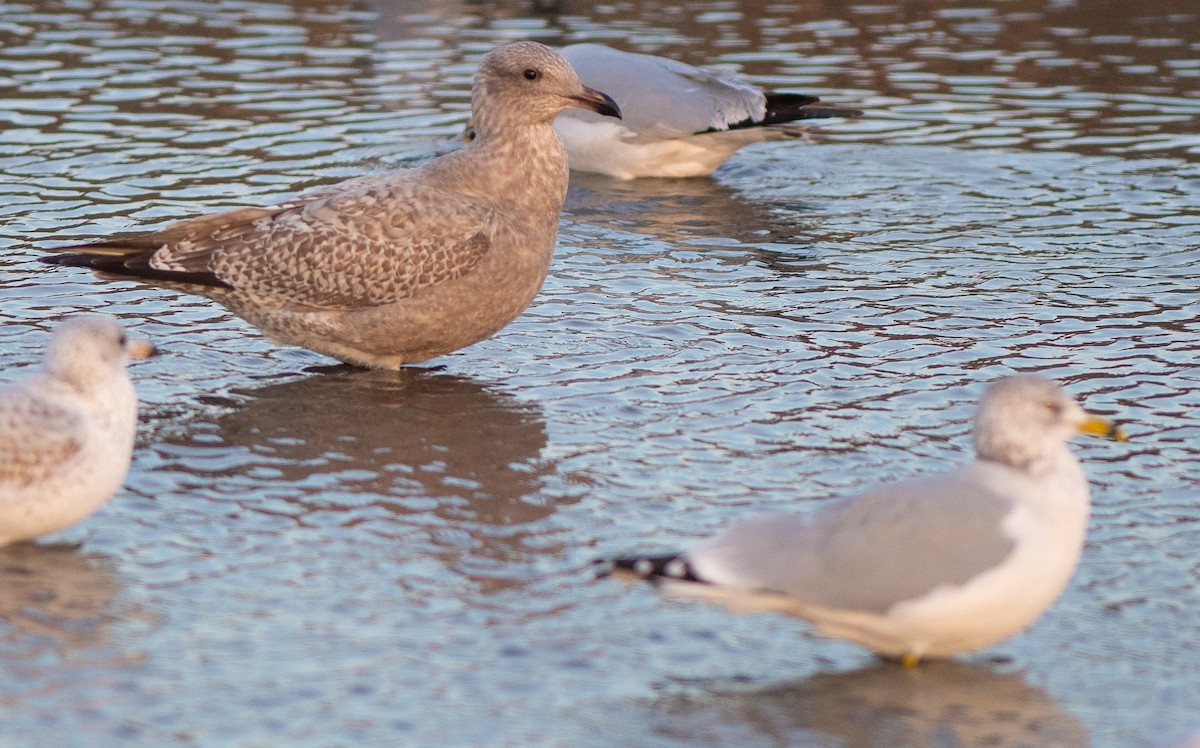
[
  {"x1": 565, "y1": 173, "x2": 833, "y2": 276},
  {"x1": 189, "y1": 367, "x2": 562, "y2": 592},
  {"x1": 568, "y1": 172, "x2": 821, "y2": 242},
  {"x1": 0, "y1": 543, "x2": 125, "y2": 659},
  {"x1": 653, "y1": 661, "x2": 1088, "y2": 746}
]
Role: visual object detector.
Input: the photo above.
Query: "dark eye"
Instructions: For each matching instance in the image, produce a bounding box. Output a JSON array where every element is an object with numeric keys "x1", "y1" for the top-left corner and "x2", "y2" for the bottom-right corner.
[
  {"x1": 523, "y1": 68, "x2": 540, "y2": 81},
  {"x1": 117, "y1": 332, "x2": 128, "y2": 347}
]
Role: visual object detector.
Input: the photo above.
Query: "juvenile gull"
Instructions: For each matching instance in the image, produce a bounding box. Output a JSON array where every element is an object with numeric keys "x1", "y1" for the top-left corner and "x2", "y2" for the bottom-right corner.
[
  {"x1": 41, "y1": 42, "x2": 620, "y2": 370},
  {"x1": 599, "y1": 375, "x2": 1127, "y2": 665},
  {"x1": 0, "y1": 315, "x2": 154, "y2": 545},
  {"x1": 555, "y1": 44, "x2": 861, "y2": 178}
]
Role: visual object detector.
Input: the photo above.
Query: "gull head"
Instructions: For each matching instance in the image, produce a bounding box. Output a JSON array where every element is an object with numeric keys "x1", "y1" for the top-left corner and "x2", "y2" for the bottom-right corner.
[
  {"x1": 45, "y1": 314, "x2": 155, "y2": 391},
  {"x1": 973, "y1": 374, "x2": 1125, "y2": 470},
  {"x1": 471, "y1": 41, "x2": 620, "y2": 140}
]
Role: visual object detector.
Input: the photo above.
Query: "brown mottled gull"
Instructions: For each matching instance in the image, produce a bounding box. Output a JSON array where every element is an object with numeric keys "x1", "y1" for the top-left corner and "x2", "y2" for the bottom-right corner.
[
  {"x1": 41, "y1": 42, "x2": 620, "y2": 370},
  {"x1": 0, "y1": 315, "x2": 154, "y2": 545},
  {"x1": 599, "y1": 375, "x2": 1127, "y2": 665}
]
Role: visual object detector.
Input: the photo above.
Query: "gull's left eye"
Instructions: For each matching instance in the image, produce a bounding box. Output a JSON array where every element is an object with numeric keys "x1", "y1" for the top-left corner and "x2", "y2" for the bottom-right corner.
[{"x1": 523, "y1": 68, "x2": 540, "y2": 81}]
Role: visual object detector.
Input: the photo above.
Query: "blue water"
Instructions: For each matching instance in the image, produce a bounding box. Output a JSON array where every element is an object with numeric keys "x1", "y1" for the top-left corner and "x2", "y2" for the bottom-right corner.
[{"x1": 1, "y1": 0, "x2": 1198, "y2": 745}]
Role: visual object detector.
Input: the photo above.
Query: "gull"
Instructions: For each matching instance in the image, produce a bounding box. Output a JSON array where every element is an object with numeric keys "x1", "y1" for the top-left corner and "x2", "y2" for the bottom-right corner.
[
  {"x1": 555, "y1": 43, "x2": 862, "y2": 178},
  {"x1": 0, "y1": 315, "x2": 154, "y2": 545},
  {"x1": 41, "y1": 42, "x2": 621, "y2": 370},
  {"x1": 599, "y1": 375, "x2": 1127, "y2": 666}
]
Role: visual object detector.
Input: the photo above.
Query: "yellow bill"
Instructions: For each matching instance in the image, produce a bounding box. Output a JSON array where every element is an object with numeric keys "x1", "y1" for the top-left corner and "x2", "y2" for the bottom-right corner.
[
  {"x1": 1079, "y1": 414, "x2": 1127, "y2": 442},
  {"x1": 127, "y1": 339, "x2": 157, "y2": 359}
]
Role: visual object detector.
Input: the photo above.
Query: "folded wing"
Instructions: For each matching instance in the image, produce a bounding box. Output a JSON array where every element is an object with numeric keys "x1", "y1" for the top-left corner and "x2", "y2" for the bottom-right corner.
[
  {"x1": 0, "y1": 392, "x2": 84, "y2": 491},
  {"x1": 44, "y1": 176, "x2": 495, "y2": 310}
]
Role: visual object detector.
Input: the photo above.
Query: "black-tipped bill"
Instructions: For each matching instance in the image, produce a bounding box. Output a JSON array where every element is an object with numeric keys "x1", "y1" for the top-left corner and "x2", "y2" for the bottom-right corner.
[{"x1": 570, "y1": 86, "x2": 621, "y2": 119}]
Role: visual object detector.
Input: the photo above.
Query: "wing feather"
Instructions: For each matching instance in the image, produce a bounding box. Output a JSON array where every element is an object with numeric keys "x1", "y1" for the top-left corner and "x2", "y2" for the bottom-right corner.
[
  {"x1": 42, "y1": 173, "x2": 495, "y2": 309},
  {"x1": 692, "y1": 469, "x2": 1018, "y2": 614},
  {"x1": 0, "y1": 391, "x2": 84, "y2": 490}
]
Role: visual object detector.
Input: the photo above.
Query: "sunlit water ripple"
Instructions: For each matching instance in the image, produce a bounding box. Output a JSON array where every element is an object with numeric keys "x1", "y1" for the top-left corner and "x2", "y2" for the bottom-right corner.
[{"x1": 0, "y1": 0, "x2": 1198, "y2": 745}]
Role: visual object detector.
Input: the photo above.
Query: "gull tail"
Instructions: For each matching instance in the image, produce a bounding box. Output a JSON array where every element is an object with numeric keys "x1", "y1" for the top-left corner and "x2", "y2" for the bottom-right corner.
[
  {"x1": 595, "y1": 552, "x2": 705, "y2": 584},
  {"x1": 597, "y1": 553, "x2": 804, "y2": 616},
  {"x1": 39, "y1": 241, "x2": 231, "y2": 289}
]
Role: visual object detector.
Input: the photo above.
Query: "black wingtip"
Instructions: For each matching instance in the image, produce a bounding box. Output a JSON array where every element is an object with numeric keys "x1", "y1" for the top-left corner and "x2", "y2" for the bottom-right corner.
[
  {"x1": 39, "y1": 249, "x2": 233, "y2": 290},
  {"x1": 39, "y1": 253, "x2": 77, "y2": 266},
  {"x1": 594, "y1": 553, "x2": 704, "y2": 584},
  {"x1": 720, "y1": 92, "x2": 862, "y2": 130},
  {"x1": 790, "y1": 105, "x2": 864, "y2": 120}
]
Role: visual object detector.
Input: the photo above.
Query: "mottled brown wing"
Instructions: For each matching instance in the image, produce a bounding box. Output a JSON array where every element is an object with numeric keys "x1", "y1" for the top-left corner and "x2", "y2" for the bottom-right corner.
[
  {"x1": 146, "y1": 172, "x2": 387, "y2": 264},
  {"x1": 0, "y1": 393, "x2": 84, "y2": 490},
  {"x1": 152, "y1": 178, "x2": 496, "y2": 309}
]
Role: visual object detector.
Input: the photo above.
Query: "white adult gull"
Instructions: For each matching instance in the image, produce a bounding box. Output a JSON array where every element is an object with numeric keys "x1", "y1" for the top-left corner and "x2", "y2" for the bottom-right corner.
[
  {"x1": 554, "y1": 43, "x2": 862, "y2": 179},
  {"x1": 0, "y1": 315, "x2": 154, "y2": 546},
  {"x1": 41, "y1": 42, "x2": 621, "y2": 370},
  {"x1": 599, "y1": 375, "x2": 1127, "y2": 666}
]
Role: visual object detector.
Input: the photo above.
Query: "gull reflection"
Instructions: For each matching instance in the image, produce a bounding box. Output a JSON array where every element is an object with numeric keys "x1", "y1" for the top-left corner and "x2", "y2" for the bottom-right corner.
[
  {"x1": 568, "y1": 171, "x2": 821, "y2": 243},
  {"x1": 565, "y1": 172, "x2": 833, "y2": 276},
  {"x1": 654, "y1": 660, "x2": 1087, "y2": 746},
  {"x1": 0, "y1": 543, "x2": 124, "y2": 655},
  {"x1": 205, "y1": 368, "x2": 563, "y2": 593}
]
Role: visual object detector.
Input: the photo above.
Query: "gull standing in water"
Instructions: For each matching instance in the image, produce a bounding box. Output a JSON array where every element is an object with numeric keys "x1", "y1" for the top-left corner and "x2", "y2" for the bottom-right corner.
[
  {"x1": 554, "y1": 43, "x2": 861, "y2": 178},
  {"x1": 0, "y1": 315, "x2": 154, "y2": 545},
  {"x1": 42, "y1": 42, "x2": 620, "y2": 370},
  {"x1": 600, "y1": 375, "x2": 1127, "y2": 666}
]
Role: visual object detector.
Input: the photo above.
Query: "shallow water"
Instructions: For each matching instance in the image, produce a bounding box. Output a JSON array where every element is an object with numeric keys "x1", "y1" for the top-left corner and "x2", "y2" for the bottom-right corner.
[{"x1": 1, "y1": 0, "x2": 1198, "y2": 745}]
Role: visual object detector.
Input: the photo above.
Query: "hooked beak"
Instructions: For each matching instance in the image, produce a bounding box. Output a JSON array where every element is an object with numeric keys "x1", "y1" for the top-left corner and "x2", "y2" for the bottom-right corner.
[
  {"x1": 127, "y1": 339, "x2": 157, "y2": 359},
  {"x1": 569, "y1": 85, "x2": 621, "y2": 119},
  {"x1": 1078, "y1": 414, "x2": 1127, "y2": 441}
]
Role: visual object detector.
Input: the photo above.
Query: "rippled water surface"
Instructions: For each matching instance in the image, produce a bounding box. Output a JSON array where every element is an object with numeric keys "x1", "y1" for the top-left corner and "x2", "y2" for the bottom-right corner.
[{"x1": 1, "y1": 0, "x2": 1199, "y2": 745}]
